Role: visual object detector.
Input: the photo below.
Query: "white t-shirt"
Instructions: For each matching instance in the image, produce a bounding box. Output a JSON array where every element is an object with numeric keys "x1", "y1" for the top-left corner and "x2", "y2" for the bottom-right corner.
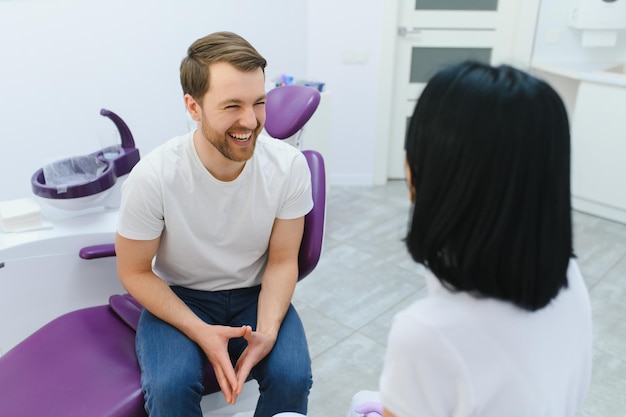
[
  {"x1": 117, "y1": 131, "x2": 313, "y2": 291},
  {"x1": 380, "y1": 260, "x2": 592, "y2": 417}
]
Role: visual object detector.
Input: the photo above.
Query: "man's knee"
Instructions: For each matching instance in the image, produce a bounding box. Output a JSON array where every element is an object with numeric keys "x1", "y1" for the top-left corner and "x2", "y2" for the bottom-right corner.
[
  {"x1": 142, "y1": 367, "x2": 204, "y2": 413},
  {"x1": 260, "y1": 363, "x2": 313, "y2": 394}
]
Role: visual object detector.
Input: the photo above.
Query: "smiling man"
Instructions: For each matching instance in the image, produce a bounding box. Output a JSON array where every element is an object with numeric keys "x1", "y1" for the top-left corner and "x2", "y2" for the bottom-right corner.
[{"x1": 115, "y1": 31, "x2": 313, "y2": 417}]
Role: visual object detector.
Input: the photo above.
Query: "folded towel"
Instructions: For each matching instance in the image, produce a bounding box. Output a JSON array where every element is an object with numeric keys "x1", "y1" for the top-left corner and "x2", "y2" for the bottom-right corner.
[{"x1": 0, "y1": 198, "x2": 52, "y2": 233}]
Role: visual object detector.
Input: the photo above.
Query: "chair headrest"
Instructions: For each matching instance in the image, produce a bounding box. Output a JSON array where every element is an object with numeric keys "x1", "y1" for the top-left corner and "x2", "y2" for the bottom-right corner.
[{"x1": 265, "y1": 85, "x2": 321, "y2": 139}]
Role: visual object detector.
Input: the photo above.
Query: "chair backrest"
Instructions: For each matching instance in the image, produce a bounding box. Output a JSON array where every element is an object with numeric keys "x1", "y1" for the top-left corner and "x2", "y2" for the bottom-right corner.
[
  {"x1": 298, "y1": 149, "x2": 325, "y2": 280},
  {"x1": 264, "y1": 85, "x2": 326, "y2": 280}
]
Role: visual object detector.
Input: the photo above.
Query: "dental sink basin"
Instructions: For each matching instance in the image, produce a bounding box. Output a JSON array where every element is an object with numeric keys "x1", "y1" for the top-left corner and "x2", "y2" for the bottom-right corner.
[{"x1": 31, "y1": 109, "x2": 140, "y2": 210}]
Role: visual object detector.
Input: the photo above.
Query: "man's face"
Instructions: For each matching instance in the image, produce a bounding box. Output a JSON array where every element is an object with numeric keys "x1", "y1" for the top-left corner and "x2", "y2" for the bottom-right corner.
[{"x1": 195, "y1": 62, "x2": 266, "y2": 163}]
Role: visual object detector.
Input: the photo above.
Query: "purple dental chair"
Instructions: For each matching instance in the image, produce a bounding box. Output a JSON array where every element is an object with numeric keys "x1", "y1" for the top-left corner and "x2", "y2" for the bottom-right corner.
[{"x1": 0, "y1": 85, "x2": 325, "y2": 417}]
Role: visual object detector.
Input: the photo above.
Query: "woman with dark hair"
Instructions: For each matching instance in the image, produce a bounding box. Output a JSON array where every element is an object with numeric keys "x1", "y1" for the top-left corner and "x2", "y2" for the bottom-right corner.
[{"x1": 379, "y1": 61, "x2": 592, "y2": 417}]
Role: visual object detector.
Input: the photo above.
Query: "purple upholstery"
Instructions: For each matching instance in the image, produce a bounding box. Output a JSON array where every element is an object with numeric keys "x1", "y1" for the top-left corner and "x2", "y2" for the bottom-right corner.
[
  {"x1": 2, "y1": 86, "x2": 326, "y2": 417},
  {"x1": 265, "y1": 85, "x2": 321, "y2": 139},
  {"x1": 0, "y1": 305, "x2": 146, "y2": 417},
  {"x1": 299, "y1": 150, "x2": 326, "y2": 280},
  {"x1": 108, "y1": 292, "x2": 142, "y2": 331},
  {"x1": 79, "y1": 243, "x2": 116, "y2": 259}
]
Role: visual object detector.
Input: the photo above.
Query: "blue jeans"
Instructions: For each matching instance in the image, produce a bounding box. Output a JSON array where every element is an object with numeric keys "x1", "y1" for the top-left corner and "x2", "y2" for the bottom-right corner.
[{"x1": 135, "y1": 285, "x2": 312, "y2": 417}]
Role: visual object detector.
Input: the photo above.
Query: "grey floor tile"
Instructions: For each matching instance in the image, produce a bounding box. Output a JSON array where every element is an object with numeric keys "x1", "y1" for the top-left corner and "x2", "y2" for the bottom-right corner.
[
  {"x1": 357, "y1": 286, "x2": 428, "y2": 347},
  {"x1": 573, "y1": 212, "x2": 626, "y2": 288},
  {"x1": 307, "y1": 332, "x2": 386, "y2": 417},
  {"x1": 577, "y1": 349, "x2": 626, "y2": 417},
  {"x1": 296, "y1": 260, "x2": 424, "y2": 331},
  {"x1": 292, "y1": 297, "x2": 354, "y2": 359},
  {"x1": 588, "y1": 254, "x2": 626, "y2": 362}
]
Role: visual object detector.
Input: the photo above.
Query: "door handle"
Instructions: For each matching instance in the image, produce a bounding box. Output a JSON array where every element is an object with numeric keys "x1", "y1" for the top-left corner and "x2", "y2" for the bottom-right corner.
[{"x1": 398, "y1": 26, "x2": 421, "y2": 37}]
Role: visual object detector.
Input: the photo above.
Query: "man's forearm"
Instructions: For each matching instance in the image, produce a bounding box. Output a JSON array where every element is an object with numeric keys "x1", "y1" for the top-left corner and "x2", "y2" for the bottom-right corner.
[
  {"x1": 121, "y1": 270, "x2": 209, "y2": 341},
  {"x1": 256, "y1": 260, "x2": 298, "y2": 338}
]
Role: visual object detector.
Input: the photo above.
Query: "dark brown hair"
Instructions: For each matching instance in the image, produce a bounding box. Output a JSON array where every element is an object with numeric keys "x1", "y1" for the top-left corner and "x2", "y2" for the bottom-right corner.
[{"x1": 180, "y1": 31, "x2": 267, "y2": 103}]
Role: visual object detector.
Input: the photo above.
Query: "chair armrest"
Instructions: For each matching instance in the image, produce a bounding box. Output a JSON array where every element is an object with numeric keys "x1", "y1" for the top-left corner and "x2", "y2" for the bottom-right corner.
[{"x1": 79, "y1": 243, "x2": 116, "y2": 259}]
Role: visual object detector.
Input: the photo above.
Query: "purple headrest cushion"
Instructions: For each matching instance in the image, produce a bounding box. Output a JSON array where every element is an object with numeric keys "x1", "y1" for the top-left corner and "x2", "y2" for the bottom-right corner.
[{"x1": 265, "y1": 85, "x2": 321, "y2": 139}]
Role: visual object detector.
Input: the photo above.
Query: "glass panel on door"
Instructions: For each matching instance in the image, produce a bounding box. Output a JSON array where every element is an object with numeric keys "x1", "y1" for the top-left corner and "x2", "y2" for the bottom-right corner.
[
  {"x1": 415, "y1": 0, "x2": 498, "y2": 11},
  {"x1": 410, "y1": 47, "x2": 492, "y2": 83}
]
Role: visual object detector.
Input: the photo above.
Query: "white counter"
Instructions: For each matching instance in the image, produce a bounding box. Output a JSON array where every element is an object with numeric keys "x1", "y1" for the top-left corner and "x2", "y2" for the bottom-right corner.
[{"x1": 532, "y1": 60, "x2": 626, "y2": 87}]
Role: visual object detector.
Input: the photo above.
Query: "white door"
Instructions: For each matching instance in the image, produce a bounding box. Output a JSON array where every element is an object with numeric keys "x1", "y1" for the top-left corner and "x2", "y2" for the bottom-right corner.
[{"x1": 386, "y1": 0, "x2": 540, "y2": 179}]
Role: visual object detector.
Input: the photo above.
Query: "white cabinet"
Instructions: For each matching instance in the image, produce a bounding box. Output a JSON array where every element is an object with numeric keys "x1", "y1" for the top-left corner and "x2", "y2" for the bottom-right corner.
[
  {"x1": 571, "y1": 81, "x2": 626, "y2": 222},
  {"x1": 532, "y1": 61, "x2": 626, "y2": 224},
  {"x1": 0, "y1": 211, "x2": 122, "y2": 355}
]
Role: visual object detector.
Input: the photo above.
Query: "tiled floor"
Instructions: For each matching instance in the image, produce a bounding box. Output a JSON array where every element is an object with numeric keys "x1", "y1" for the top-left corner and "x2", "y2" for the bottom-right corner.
[{"x1": 293, "y1": 181, "x2": 626, "y2": 417}]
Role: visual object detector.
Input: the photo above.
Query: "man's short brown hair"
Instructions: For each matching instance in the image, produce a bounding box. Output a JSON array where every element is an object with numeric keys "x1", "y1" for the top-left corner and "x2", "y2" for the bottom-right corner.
[{"x1": 180, "y1": 31, "x2": 267, "y2": 103}]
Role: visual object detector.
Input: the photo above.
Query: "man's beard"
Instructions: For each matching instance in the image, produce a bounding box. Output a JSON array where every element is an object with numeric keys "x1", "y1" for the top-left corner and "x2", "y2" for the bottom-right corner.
[{"x1": 200, "y1": 122, "x2": 258, "y2": 163}]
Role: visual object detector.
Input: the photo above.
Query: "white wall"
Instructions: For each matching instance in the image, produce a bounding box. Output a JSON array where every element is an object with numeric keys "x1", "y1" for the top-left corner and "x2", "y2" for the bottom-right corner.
[
  {"x1": 532, "y1": 0, "x2": 626, "y2": 63},
  {"x1": 0, "y1": 0, "x2": 307, "y2": 200},
  {"x1": 0, "y1": 0, "x2": 392, "y2": 200},
  {"x1": 307, "y1": 0, "x2": 386, "y2": 185}
]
